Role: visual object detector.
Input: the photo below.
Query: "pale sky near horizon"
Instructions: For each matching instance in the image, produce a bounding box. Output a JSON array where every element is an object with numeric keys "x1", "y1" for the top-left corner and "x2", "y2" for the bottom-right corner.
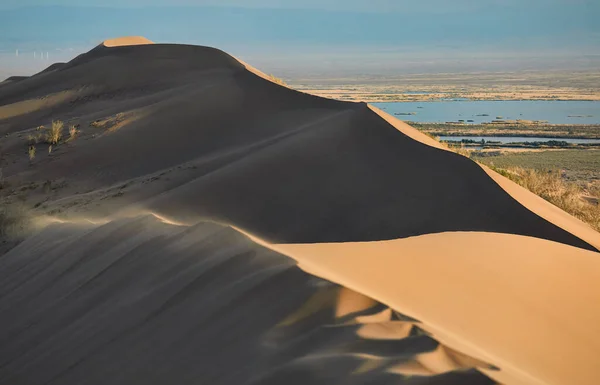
[{"x1": 1, "y1": 0, "x2": 598, "y2": 79}]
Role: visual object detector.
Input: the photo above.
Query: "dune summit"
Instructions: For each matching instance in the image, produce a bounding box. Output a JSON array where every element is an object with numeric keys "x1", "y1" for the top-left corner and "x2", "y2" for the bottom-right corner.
[
  {"x1": 0, "y1": 38, "x2": 599, "y2": 385},
  {"x1": 102, "y1": 36, "x2": 154, "y2": 47}
]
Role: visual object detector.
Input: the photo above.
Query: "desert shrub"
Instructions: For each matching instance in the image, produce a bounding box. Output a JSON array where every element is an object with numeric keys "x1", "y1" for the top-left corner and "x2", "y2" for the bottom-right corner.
[
  {"x1": 46, "y1": 120, "x2": 64, "y2": 145},
  {"x1": 268, "y1": 74, "x2": 287, "y2": 86},
  {"x1": 68, "y1": 125, "x2": 79, "y2": 141},
  {"x1": 28, "y1": 145, "x2": 36, "y2": 161}
]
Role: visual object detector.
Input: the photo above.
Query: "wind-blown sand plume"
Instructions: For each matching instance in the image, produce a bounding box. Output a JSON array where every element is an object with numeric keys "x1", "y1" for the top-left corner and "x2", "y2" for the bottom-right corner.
[{"x1": 1, "y1": 37, "x2": 600, "y2": 385}]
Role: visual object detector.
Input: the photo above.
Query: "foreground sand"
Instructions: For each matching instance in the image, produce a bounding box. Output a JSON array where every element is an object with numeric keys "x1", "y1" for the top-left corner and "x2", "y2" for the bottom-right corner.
[
  {"x1": 266, "y1": 233, "x2": 600, "y2": 385},
  {"x1": 0, "y1": 216, "x2": 498, "y2": 385},
  {"x1": 1, "y1": 37, "x2": 599, "y2": 385}
]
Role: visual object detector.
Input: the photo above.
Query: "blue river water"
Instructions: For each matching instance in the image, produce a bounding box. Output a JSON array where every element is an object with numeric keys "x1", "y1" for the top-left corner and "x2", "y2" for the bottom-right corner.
[{"x1": 373, "y1": 100, "x2": 600, "y2": 125}]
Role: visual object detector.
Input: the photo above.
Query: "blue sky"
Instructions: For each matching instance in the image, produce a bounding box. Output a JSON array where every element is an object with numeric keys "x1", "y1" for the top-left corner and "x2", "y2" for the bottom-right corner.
[{"x1": 1, "y1": 0, "x2": 599, "y2": 79}]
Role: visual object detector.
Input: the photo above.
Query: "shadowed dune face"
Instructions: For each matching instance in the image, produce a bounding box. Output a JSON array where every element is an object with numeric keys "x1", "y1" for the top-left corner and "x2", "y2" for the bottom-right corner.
[
  {"x1": 1, "y1": 40, "x2": 600, "y2": 385},
  {"x1": 0, "y1": 42, "x2": 597, "y2": 251},
  {"x1": 0, "y1": 217, "x2": 496, "y2": 385}
]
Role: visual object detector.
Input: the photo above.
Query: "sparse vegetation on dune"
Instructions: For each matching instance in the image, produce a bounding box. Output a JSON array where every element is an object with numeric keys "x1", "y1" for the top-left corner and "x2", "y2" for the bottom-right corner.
[
  {"x1": 268, "y1": 74, "x2": 287, "y2": 86},
  {"x1": 46, "y1": 120, "x2": 64, "y2": 145},
  {"x1": 28, "y1": 145, "x2": 36, "y2": 162},
  {"x1": 68, "y1": 124, "x2": 79, "y2": 141},
  {"x1": 21, "y1": 120, "x2": 82, "y2": 162}
]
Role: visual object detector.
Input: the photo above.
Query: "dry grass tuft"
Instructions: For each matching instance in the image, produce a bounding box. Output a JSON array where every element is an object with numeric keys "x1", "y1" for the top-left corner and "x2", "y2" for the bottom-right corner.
[
  {"x1": 28, "y1": 145, "x2": 36, "y2": 161},
  {"x1": 492, "y1": 166, "x2": 600, "y2": 231},
  {"x1": 68, "y1": 125, "x2": 79, "y2": 141},
  {"x1": 268, "y1": 74, "x2": 287, "y2": 86},
  {"x1": 46, "y1": 120, "x2": 64, "y2": 145}
]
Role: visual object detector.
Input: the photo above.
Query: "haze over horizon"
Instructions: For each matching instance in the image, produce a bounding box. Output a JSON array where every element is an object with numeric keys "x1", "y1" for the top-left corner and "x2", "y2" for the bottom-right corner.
[{"x1": 1, "y1": 0, "x2": 599, "y2": 80}]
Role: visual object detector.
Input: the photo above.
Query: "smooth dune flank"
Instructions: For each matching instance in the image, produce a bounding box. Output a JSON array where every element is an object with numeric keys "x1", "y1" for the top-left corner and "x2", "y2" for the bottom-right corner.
[{"x1": 1, "y1": 37, "x2": 599, "y2": 385}]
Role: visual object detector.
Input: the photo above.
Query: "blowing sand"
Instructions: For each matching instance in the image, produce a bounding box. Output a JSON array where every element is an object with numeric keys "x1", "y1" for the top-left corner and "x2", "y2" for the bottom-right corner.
[{"x1": 1, "y1": 37, "x2": 599, "y2": 385}]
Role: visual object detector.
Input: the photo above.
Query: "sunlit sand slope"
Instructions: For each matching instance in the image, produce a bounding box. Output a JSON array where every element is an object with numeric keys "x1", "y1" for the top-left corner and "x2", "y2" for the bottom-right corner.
[{"x1": 270, "y1": 232, "x2": 600, "y2": 385}]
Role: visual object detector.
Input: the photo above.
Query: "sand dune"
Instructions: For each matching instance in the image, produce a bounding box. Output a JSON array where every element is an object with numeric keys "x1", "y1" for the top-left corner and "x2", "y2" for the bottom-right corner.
[{"x1": 1, "y1": 38, "x2": 599, "y2": 385}]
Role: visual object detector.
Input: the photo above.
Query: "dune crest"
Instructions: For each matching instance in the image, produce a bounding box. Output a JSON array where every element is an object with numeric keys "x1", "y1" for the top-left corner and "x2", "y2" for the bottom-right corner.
[{"x1": 102, "y1": 36, "x2": 154, "y2": 47}]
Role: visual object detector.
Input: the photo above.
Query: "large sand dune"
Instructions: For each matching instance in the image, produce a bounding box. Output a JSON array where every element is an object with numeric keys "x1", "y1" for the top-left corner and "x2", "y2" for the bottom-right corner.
[{"x1": 1, "y1": 38, "x2": 599, "y2": 385}]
